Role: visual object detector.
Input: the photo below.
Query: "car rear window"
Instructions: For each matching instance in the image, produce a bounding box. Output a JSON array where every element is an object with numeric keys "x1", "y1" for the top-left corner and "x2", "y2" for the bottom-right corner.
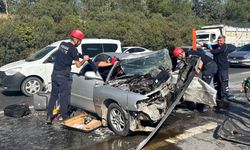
[
  {"x1": 128, "y1": 48, "x2": 144, "y2": 53},
  {"x1": 103, "y1": 44, "x2": 118, "y2": 52},
  {"x1": 81, "y1": 43, "x2": 118, "y2": 58},
  {"x1": 81, "y1": 44, "x2": 103, "y2": 58}
]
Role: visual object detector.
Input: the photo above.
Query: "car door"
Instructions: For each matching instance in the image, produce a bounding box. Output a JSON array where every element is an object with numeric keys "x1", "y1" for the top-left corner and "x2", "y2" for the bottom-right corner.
[
  {"x1": 70, "y1": 63, "x2": 104, "y2": 113},
  {"x1": 43, "y1": 49, "x2": 58, "y2": 91}
]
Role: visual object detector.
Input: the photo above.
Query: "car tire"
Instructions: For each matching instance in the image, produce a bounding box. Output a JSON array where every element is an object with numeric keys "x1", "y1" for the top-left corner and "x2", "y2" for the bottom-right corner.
[
  {"x1": 107, "y1": 103, "x2": 130, "y2": 136},
  {"x1": 21, "y1": 77, "x2": 42, "y2": 97}
]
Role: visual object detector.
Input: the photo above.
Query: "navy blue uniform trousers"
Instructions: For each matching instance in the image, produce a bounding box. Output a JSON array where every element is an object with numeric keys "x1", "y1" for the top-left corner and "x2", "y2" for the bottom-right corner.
[
  {"x1": 202, "y1": 61, "x2": 218, "y2": 84},
  {"x1": 213, "y1": 69, "x2": 229, "y2": 100},
  {"x1": 47, "y1": 70, "x2": 71, "y2": 119}
]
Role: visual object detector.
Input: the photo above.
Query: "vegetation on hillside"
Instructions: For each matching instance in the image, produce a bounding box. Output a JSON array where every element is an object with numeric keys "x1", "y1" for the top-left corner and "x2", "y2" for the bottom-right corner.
[{"x1": 0, "y1": 0, "x2": 249, "y2": 66}]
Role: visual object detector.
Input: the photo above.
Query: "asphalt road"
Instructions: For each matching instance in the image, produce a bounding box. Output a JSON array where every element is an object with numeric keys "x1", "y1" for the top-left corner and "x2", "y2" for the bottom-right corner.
[{"x1": 0, "y1": 67, "x2": 250, "y2": 150}]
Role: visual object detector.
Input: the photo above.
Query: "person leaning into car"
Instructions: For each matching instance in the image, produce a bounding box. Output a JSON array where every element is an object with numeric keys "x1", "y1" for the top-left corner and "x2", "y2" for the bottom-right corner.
[
  {"x1": 199, "y1": 35, "x2": 230, "y2": 108},
  {"x1": 172, "y1": 47, "x2": 218, "y2": 84},
  {"x1": 46, "y1": 29, "x2": 89, "y2": 125}
]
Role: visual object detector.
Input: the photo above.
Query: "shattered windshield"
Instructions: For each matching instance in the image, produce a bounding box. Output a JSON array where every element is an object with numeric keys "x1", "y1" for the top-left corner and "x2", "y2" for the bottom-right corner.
[{"x1": 119, "y1": 49, "x2": 172, "y2": 76}]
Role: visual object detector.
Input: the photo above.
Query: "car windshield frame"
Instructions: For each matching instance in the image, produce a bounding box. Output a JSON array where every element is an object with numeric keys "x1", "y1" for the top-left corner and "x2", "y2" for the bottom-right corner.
[
  {"x1": 25, "y1": 46, "x2": 56, "y2": 62},
  {"x1": 122, "y1": 47, "x2": 128, "y2": 52},
  {"x1": 119, "y1": 49, "x2": 172, "y2": 76}
]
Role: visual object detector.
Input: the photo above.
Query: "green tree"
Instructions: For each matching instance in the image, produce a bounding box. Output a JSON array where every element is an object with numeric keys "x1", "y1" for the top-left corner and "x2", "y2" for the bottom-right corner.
[
  {"x1": 2, "y1": 0, "x2": 249, "y2": 67},
  {"x1": 192, "y1": 0, "x2": 226, "y2": 24},
  {"x1": 10, "y1": 0, "x2": 76, "y2": 22},
  {"x1": 0, "y1": 20, "x2": 27, "y2": 64},
  {"x1": 225, "y1": 0, "x2": 250, "y2": 23}
]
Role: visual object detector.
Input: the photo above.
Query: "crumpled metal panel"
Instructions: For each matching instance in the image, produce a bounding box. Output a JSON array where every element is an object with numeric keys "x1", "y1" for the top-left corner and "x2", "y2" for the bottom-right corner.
[{"x1": 183, "y1": 77, "x2": 217, "y2": 107}]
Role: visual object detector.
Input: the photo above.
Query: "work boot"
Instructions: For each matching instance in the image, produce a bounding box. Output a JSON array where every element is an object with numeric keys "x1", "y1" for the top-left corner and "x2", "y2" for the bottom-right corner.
[{"x1": 46, "y1": 116, "x2": 53, "y2": 125}]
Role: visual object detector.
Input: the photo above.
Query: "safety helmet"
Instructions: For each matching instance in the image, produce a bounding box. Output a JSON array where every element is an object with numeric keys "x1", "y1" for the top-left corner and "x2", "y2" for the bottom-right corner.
[
  {"x1": 173, "y1": 47, "x2": 184, "y2": 58},
  {"x1": 70, "y1": 29, "x2": 84, "y2": 40},
  {"x1": 107, "y1": 56, "x2": 118, "y2": 65}
]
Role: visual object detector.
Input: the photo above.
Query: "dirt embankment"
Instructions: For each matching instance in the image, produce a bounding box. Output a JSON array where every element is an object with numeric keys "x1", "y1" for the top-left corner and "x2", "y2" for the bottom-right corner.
[{"x1": 0, "y1": 13, "x2": 12, "y2": 19}]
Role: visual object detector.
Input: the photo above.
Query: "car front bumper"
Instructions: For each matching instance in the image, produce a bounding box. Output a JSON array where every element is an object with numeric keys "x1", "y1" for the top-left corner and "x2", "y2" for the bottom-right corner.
[
  {"x1": 0, "y1": 71, "x2": 26, "y2": 91},
  {"x1": 229, "y1": 59, "x2": 250, "y2": 66}
]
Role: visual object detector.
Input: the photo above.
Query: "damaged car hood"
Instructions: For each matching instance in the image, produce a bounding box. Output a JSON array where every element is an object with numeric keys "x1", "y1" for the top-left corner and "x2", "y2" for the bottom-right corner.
[{"x1": 108, "y1": 49, "x2": 172, "y2": 95}]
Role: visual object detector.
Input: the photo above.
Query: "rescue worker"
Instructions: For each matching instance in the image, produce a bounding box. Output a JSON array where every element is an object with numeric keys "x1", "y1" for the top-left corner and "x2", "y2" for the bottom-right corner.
[
  {"x1": 172, "y1": 47, "x2": 217, "y2": 84},
  {"x1": 199, "y1": 35, "x2": 230, "y2": 108},
  {"x1": 46, "y1": 29, "x2": 89, "y2": 124},
  {"x1": 165, "y1": 44, "x2": 178, "y2": 71},
  {"x1": 172, "y1": 47, "x2": 218, "y2": 112}
]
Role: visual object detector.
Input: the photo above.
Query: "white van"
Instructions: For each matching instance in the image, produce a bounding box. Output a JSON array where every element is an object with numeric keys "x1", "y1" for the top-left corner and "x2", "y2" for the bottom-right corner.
[{"x1": 0, "y1": 39, "x2": 122, "y2": 96}]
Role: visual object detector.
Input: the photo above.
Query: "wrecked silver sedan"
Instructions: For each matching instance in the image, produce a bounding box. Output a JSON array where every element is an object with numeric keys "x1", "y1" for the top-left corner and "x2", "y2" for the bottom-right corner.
[{"x1": 69, "y1": 49, "x2": 199, "y2": 136}]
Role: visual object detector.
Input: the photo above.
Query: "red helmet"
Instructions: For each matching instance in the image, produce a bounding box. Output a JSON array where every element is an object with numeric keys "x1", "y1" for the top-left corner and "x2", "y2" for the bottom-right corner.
[
  {"x1": 111, "y1": 56, "x2": 118, "y2": 65},
  {"x1": 70, "y1": 29, "x2": 84, "y2": 40},
  {"x1": 173, "y1": 47, "x2": 184, "y2": 58}
]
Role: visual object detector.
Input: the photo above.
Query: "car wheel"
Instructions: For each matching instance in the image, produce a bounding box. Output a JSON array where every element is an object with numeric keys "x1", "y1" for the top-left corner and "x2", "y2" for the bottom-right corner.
[
  {"x1": 21, "y1": 77, "x2": 42, "y2": 97},
  {"x1": 107, "y1": 103, "x2": 130, "y2": 136}
]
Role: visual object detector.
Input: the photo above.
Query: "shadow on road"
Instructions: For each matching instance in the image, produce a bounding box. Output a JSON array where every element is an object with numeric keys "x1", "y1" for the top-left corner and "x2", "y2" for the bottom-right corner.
[
  {"x1": 1, "y1": 91, "x2": 23, "y2": 96},
  {"x1": 230, "y1": 66, "x2": 250, "y2": 69}
]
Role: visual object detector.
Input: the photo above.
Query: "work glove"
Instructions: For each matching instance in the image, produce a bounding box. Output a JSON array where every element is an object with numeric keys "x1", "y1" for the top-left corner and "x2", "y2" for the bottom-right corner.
[
  {"x1": 83, "y1": 55, "x2": 90, "y2": 61},
  {"x1": 207, "y1": 44, "x2": 212, "y2": 49}
]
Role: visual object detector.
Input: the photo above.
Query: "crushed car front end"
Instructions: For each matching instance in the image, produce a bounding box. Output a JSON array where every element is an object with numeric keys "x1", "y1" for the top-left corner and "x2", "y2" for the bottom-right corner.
[{"x1": 105, "y1": 49, "x2": 199, "y2": 132}]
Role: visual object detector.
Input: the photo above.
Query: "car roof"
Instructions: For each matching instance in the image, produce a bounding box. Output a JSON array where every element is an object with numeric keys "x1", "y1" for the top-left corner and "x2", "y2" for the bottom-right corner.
[
  {"x1": 122, "y1": 46, "x2": 146, "y2": 49},
  {"x1": 49, "y1": 38, "x2": 121, "y2": 47},
  {"x1": 96, "y1": 52, "x2": 135, "y2": 60},
  {"x1": 96, "y1": 50, "x2": 158, "y2": 60},
  {"x1": 83, "y1": 38, "x2": 121, "y2": 44}
]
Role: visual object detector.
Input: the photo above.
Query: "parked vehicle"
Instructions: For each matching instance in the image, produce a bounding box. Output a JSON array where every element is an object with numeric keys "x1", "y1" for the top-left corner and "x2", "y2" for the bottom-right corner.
[
  {"x1": 196, "y1": 24, "x2": 250, "y2": 47},
  {"x1": 122, "y1": 46, "x2": 152, "y2": 54},
  {"x1": 228, "y1": 44, "x2": 250, "y2": 67},
  {"x1": 0, "y1": 39, "x2": 122, "y2": 96},
  {"x1": 68, "y1": 49, "x2": 199, "y2": 136}
]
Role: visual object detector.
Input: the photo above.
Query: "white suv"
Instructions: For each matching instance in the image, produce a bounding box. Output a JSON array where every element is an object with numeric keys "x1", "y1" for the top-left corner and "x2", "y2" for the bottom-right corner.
[{"x1": 0, "y1": 39, "x2": 122, "y2": 96}]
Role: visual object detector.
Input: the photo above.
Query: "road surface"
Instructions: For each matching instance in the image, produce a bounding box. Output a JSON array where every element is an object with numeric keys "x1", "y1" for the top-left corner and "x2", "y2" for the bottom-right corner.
[{"x1": 0, "y1": 67, "x2": 250, "y2": 150}]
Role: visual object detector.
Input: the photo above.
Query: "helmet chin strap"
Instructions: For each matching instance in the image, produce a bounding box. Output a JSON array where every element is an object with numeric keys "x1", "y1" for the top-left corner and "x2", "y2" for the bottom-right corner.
[{"x1": 72, "y1": 38, "x2": 80, "y2": 47}]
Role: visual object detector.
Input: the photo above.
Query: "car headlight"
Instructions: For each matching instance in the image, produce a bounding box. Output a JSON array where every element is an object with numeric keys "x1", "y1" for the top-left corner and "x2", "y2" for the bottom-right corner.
[{"x1": 5, "y1": 67, "x2": 22, "y2": 76}]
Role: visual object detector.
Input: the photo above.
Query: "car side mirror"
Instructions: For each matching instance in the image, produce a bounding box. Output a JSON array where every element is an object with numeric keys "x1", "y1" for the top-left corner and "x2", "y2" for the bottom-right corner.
[
  {"x1": 85, "y1": 71, "x2": 102, "y2": 80},
  {"x1": 46, "y1": 56, "x2": 55, "y2": 63}
]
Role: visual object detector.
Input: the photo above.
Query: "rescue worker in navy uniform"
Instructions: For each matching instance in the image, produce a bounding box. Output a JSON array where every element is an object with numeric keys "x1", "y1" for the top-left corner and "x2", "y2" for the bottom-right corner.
[
  {"x1": 172, "y1": 47, "x2": 217, "y2": 84},
  {"x1": 172, "y1": 47, "x2": 218, "y2": 112},
  {"x1": 46, "y1": 29, "x2": 89, "y2": 124},
  {"x1": 200, "y1": 35, "x2": 230, "y2": 108}
]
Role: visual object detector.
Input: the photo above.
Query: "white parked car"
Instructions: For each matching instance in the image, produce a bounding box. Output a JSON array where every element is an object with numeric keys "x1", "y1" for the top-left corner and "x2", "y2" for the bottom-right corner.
[
  {"x1": 0, "y1": 39, "x2": 122, "y2": 96},
  {"x1": 122, "y1": 46, "x2": 152, "y2": 54}
]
